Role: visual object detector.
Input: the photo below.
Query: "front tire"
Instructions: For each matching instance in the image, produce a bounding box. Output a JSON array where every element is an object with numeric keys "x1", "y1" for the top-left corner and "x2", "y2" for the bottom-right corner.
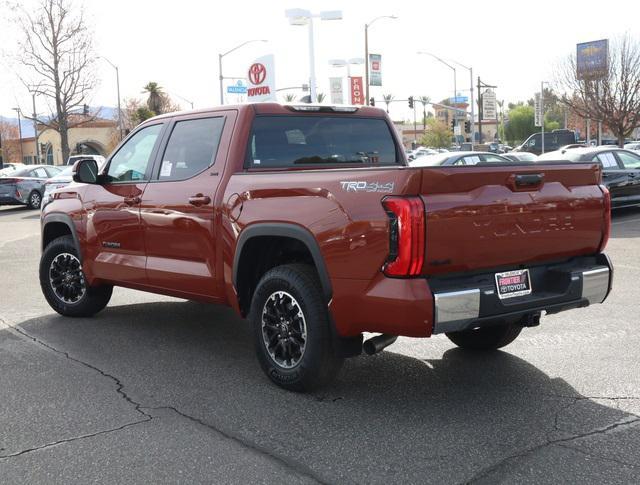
[
  {"x1": 249, "y1": 264, "x2": 343, "y2": 392},
  {"x1": 27, "y1": 190, "x2": 42, "y2": 210},
  {"x1": 446, "y1": 323, "x2": 522, "y2": 350},
  {"x1": 39, "y1": 235, "x2": 112, "y2": 317}
]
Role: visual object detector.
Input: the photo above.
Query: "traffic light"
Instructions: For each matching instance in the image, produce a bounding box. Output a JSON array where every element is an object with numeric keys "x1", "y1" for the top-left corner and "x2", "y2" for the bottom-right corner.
[
  {"x1": 451, "y1": 120, "x2": 455, "y2": 130},
  {"x1": 408, "y1": 96, "x2": 414, "y2": 109},
  {"x1": 465, "y1": 120, "x2": 471, "y2": 133},
  {"x1": 369, "y1": 97, "x2": 375, "y2": 106}
]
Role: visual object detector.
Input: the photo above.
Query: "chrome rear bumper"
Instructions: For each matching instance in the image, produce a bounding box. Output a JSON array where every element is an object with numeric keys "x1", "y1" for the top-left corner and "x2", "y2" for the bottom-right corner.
[{"x1": 431, "y1": 258, "x2": 612, "y2": 335}]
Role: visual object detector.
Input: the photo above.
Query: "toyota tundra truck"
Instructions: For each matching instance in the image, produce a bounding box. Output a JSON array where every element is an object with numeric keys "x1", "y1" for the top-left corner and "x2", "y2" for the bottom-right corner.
[{"x1": 39, "y1": 103, "x2": 613, "y2": 391}]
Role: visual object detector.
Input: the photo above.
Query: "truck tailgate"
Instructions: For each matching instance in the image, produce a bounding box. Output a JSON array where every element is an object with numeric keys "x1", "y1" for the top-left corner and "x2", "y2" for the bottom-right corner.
[{"x1": 418, "y1": 163, "x2": 606, "y2": 275}]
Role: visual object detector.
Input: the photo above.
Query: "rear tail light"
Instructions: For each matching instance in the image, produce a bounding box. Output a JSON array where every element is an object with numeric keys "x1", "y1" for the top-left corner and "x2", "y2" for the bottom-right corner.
[
  {"x1": 382, "y1": 196, "x2": 425, "y2": 277},
  {"x1": 599, "y1": 184, "x2": 611, "y2": 252}
]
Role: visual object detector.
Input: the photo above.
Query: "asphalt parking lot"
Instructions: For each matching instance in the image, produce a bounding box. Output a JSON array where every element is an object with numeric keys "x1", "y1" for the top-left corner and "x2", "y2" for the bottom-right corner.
[{"x1": 0, "y1": 205, "x2": 639, "y2": 484}]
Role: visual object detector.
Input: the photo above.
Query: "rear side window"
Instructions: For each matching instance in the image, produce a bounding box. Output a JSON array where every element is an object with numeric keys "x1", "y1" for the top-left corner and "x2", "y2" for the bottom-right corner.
[
  {"x1": 594, "y1": 152, "x2": 620, "y2": 169},
  {"x1": 246, "y1": 116, "x2": 399, "y2": 168},
  {"x1": 158, "y1": 117, "x2": 225, "y2": 181}
]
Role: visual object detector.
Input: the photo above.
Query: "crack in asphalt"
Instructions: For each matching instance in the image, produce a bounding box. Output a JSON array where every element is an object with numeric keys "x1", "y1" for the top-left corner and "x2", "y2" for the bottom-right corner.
[
  {"x1": 143, "y1": 406, "x2": 329, "y2": 485},
  {"x1": 463, "y1": 415, "x2": 640, "y2": 484},
  {"x1": 556, "y1": 442, "x2": 640, "y2": 471},
  {"x1": 4, "y1": 323, "x2": 328, "y2": 484},
  {"x1": 0, "y1": 419, "x2": 150, "y2": 460}
]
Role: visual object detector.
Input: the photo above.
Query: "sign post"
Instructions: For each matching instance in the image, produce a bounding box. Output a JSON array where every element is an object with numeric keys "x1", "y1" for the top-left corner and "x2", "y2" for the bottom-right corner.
[
  {"x1": 482, "y1": 89, "x2": 497, "y2": 121},
  {"x1": 534, "y1": 92, "x2": 543, "y2": 127},
  {"x1": 329, "y1": 77, "x2": 344, "y2": 104}
]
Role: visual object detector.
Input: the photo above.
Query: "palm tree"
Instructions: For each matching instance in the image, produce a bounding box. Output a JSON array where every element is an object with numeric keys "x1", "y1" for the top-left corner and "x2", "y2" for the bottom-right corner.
[
  {"x1": 382, "y1": 94, "x2": 394, "y2": 113},
  {"x1": 284, "y1": 93, "x2": 296, "y2": 102},
  {"x1": 317, "y1": 92, "x2": 326, "y2": 103},
  {"x1": 419, "y1": 96, "x2": 430, "y2": 129},
  {"x1": 142, "y1": 82, "x2": 164, "y2": 115}
]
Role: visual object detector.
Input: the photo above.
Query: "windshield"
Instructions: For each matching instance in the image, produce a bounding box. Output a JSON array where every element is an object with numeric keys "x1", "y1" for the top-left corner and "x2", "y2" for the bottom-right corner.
[
  {"x1": 537, "y1": 150, "x2": 584, "y2": 162},
  {"x1": 246, "y1": 116, "x2": 399, "y2": 168}
]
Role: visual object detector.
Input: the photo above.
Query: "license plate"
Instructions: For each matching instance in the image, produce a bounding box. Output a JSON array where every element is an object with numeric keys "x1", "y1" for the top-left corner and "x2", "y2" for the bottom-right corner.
[{"x1": 495, "y1": 269, "x2": 532, "y2": 300}]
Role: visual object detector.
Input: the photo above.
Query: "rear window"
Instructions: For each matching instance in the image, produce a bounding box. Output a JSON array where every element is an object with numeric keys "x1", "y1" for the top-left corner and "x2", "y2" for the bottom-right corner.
[{"x1": 245, "y1": 116, "x2": 399, "y2": 169}]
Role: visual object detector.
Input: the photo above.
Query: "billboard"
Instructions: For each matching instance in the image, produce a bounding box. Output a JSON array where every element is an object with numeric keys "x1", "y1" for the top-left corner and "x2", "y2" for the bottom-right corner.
[
  {"x1": 482, "y1": 89, "x2": 496, "y2": 120},
  {"x1": 350, "y1": 77, "x2": 364, "y2": 105},
  {"x1": 247, "y1": 54, "x2": 276, "y2": 102},
  {"x1": 577, "y1": 39, "x2": 609, "y2": 80},
  {"x1": 369, "y1": 54, "x2": 382, "y2": 86},
  {"x1": 329, "y1": 77, "x2": 344, "y2": 104}
]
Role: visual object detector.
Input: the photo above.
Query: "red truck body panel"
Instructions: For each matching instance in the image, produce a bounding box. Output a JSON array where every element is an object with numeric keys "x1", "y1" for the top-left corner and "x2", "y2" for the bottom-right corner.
[{"x1": 41, "y1": 103, "x2": 610, "y2": 340}]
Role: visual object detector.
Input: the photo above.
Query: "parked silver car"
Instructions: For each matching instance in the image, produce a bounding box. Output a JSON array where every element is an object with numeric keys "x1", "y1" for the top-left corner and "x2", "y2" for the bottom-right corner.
[{"x1": 0, "y1": 165, "x2": 63, "y2": 209}]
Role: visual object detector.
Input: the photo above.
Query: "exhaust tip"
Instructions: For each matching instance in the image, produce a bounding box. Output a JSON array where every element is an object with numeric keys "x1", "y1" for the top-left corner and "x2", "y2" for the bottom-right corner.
[{"x1": 363, "y1": 334, "x2": 398, "y2": 355}]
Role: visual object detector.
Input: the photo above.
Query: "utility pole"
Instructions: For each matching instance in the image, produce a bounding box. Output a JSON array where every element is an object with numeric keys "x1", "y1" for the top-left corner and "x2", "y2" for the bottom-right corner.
[
  {"x1": 477, "y1": 76, "x2": 482, "y2": 144},
  {"x1": 31, "y1": 93, "x2": 40, "y2": 164},
  {"x1": 12, "y1": 108, "x2": 24, "y2": 163},
  {"x1": 541, "y1": 81, "x2": 545, "y2": 154},
  {"x1": 413, "y1": 102, "x2": 417, "y2": 143}
]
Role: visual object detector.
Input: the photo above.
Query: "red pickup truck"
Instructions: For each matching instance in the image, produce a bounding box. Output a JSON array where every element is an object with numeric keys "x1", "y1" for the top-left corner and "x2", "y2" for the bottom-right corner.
[{"x1": 39, "y1": 103, "x2": 613, "y2": 391}]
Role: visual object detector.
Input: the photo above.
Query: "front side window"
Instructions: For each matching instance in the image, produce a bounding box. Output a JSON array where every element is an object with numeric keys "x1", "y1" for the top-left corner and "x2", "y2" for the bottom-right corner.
[
  {"x1": 246, "y1": 116, "x2": 399, "y2": 168},
  {"x1": 157, "y1": 117, "x2": 225, "y2": 181},
  {"x1": 107, "y1": 124, "x2": 163, "y2": 182},
  {"x1": 616, "y1": 150, "x2": 640, "y2": 169}
]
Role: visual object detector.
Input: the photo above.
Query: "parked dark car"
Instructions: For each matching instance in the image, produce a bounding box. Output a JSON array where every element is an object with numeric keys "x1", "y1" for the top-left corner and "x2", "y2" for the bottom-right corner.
[
  {"x1": 0, "y1": 165, "x2": 63, "y2": 209},
  {"x1": 514, "y1": 129, "x2": 577, "y2": 155},
  {"x1": 539, "y1": 147, "x2": 640, "y2": 209},
  {"x1": 410, "y1": 151, "x2": 517, "y2": 167}
]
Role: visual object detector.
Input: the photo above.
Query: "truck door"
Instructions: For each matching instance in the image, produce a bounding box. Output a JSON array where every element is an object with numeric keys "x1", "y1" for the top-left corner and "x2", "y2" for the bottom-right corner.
[
  {"x1": 86, "y1": 122, "x2": 165, "y2": 285},
  {"x1": 139, "y1": 111, "x2": 236, "y2": 299}
]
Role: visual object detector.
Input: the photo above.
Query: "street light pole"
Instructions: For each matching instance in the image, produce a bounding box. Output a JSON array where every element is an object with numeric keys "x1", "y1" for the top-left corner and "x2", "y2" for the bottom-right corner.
[
  {"x1": 31, "y1": 92, "x2": 40, "y2": 164},
  {"x1": 12, "y1": 108, "x2": 24, "y2": 163},
  {"x1": 307, "y1": 16, "x2": 317, "y2": 102},
  {"x1": 364, "y1": 15, "x2": 396, "y2": 106},
  {"x1": 99, "y1": 56, "x2": 123, "y2": 141},
  {"x1": 218, "y1": 39, "x2": 268, "y2": 105},
  {"x1": 449, "y1": 59, "x2": 475, "y2": 148}
]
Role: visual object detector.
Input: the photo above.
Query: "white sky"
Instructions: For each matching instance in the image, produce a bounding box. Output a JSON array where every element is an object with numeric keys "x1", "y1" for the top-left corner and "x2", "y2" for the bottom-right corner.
[{"x1": 1, "y1": 0, "x2": 639, "y2": 123}]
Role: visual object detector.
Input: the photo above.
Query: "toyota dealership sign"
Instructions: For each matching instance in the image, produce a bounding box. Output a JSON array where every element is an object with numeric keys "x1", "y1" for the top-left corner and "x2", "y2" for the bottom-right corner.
[{"x1": 247, "y1": 55, "x2": 276, "y2": 102}]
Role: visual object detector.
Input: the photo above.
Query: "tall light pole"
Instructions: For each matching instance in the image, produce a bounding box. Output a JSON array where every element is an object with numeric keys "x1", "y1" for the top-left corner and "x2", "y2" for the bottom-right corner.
[
  {"x1": 448, "y1": 59, "x2": 475, "y2": 148},
  {"x1": 218, "y1": 39, "x2": 268, "y2": 105},
  {"x1": 418, "y1": 51, "x2": 457, "y2": 141},
  {"x1": 364, "y1": 15, "x2": 397, "y2": 106},
  {"x1": 328, "y1": 58, "x2": 364, "y2": 104},
  {"x1": 98, "y1": 56, "x2": 123, "y2": 141},
  {"x1": 540, "y1": 80, "x2": 549, "y2": 154},
  {"x1": 286, "y1": 9, "x2": 343, "y2": 104},
  {"x1": 12, "y1": 107, "x2": 24, "y2": 163},
  {"x1": 28, "y1": 88, "x2": 40, "y2": 164}
]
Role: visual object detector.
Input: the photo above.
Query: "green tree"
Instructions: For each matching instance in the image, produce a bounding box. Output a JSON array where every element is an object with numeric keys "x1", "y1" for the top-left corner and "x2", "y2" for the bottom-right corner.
[
  {"x1": 317, "y1": 92, "x2": 326, "y2": 103},
  {"x1": 419, "y1": 118, "x2": 452, "y2": 148},
  {"x1": 283, "y1": 93, "x2": 296, "y2": 102},
  {"x1": 505, "y1": 104, "x2": 562, "y2": 145},
  {"x1": 143, "y1": 82, "x2": 164, "y2": 114},
  {"x1": 419, "y1": 96, "x2": 430, "y2": 129}
]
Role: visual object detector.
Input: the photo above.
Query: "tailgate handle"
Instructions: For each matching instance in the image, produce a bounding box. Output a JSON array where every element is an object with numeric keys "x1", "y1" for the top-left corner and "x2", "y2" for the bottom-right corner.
[{"x1": 514, "y1": 173, "x2": 544, "y2": 187}]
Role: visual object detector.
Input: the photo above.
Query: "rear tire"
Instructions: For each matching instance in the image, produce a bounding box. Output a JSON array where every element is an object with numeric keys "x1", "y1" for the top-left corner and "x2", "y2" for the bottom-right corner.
[
  {"x1": 27, "y1": 190, "x2": 42, "y2": 210},
  {"x1": 446, "y1": 323, "x2": 522, "y2": 351},
  {"x1": 39, "y1": 235, "x2": 112, "y2": 317},
  {"x1": 249, "y1": 263, "x2": 343, "y2": 392}
]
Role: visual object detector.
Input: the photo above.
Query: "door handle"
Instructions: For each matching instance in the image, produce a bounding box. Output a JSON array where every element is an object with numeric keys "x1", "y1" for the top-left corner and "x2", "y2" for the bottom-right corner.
[
  {"x1": 188, "y1": 194, "x2": 211, "y2": 206},
  {"x1": 124, "y1": 196, "x2": 141, "y2": 205}
]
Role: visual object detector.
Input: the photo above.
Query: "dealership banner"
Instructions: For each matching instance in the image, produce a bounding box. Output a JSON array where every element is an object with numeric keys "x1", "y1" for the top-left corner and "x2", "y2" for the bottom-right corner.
[
  {"x1": 247, "y1": 54, "x2": 276, "y2": 102},
  {"x1": 350, "y1": 76, "x2": 364, "y2": 105},
  {"x1": 329, "y1": 77, "x2": 344, "y2": 104},
  {"x1": 369, "y1": 54, "x2": 382, "y2": 86}
]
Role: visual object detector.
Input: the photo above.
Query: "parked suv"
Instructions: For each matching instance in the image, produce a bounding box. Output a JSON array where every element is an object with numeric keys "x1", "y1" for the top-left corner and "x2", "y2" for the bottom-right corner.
[{"x1": 40, "y1": 103, "x2": 613, "y2": 391}]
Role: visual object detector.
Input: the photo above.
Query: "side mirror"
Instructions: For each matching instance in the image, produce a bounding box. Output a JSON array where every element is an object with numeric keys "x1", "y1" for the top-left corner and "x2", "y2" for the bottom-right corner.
[{"x1": 72, "y1": 158, "x2": 99, "y2": 184}]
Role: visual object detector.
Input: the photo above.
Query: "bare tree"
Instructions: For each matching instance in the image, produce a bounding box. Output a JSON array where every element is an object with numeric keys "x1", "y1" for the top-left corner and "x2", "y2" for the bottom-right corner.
[
  {"x1": 556, "y1": 34, "x2": 640, "y2": 146},
  {"x1": 15, "y1": 0, "x2": 96, "y2": 163},
  {"x1": 0, "y1": 120, "x2": 21, "y2": 164}
]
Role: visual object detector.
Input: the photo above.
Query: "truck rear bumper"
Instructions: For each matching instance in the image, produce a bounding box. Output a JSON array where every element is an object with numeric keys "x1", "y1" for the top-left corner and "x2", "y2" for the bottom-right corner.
[{"x1": 430, "y1": 254, "x2": 612, "y2": 334}]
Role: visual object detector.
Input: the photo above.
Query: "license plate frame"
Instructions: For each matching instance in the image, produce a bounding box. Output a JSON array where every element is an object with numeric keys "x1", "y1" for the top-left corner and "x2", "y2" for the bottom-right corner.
[{"x1": 495, "y1": 269, "x2": 532, "y2": 300}]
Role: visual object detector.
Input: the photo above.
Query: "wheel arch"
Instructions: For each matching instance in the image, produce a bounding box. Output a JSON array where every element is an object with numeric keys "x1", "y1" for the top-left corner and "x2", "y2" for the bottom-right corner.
[
  {"x1": 233, "y1": 223, "x2": 332, "y2": 315},
  {"x1": 42, "y1": 214, "x2": 82, "y2": 261}
]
